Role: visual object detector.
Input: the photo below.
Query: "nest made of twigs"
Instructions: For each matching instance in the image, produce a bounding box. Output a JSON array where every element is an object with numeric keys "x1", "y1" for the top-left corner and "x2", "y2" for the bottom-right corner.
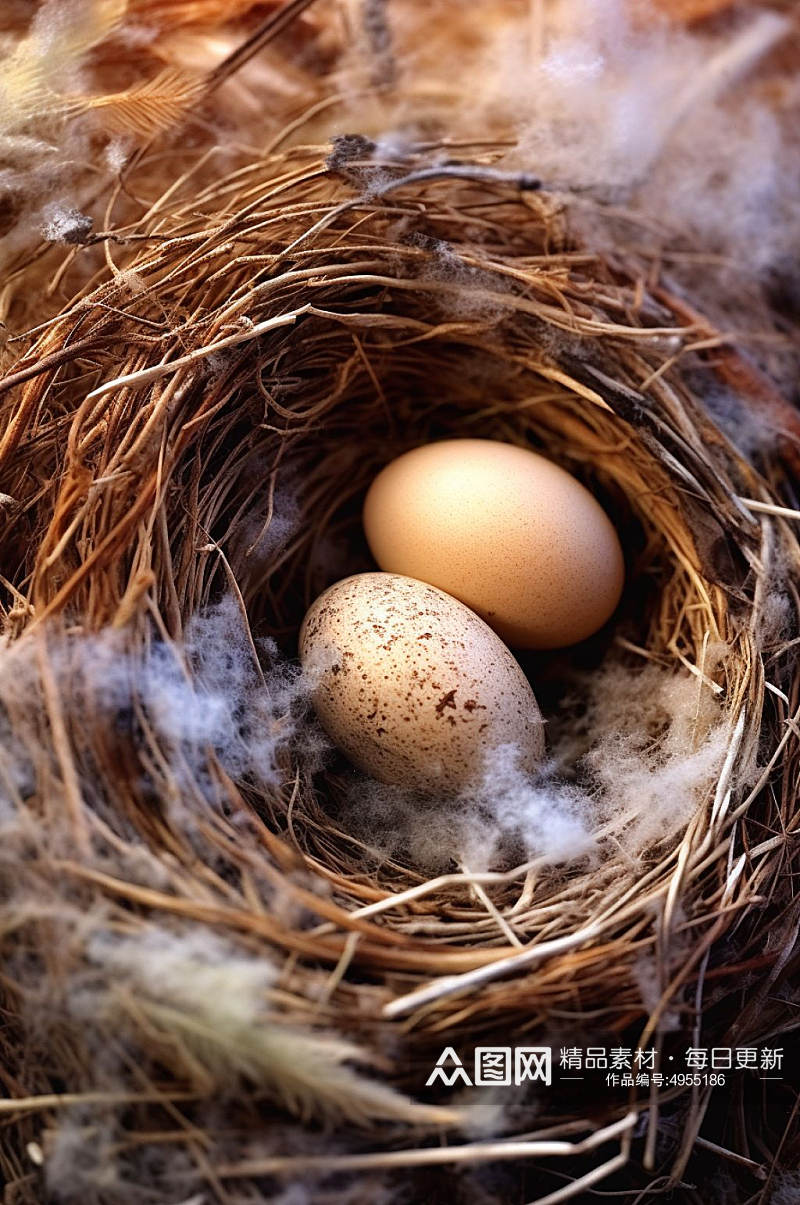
[{"x1": 1, "y1": 140, "x2": 799, "y2": 1203}]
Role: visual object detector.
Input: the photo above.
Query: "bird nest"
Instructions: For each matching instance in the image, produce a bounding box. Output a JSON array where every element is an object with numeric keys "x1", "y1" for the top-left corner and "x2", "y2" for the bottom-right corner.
[{"x1": 1, "y1": 139, "x2": 799, "y2": 1204}]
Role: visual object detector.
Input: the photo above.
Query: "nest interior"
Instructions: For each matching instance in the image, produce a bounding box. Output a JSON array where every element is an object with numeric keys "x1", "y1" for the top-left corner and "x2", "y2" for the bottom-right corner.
[{"x1": 1, "y1": 140, "x2": 800, "y2": 1201}]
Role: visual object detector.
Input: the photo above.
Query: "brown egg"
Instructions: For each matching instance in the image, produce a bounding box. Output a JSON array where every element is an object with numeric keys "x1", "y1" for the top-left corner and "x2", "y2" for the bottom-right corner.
[
  {"x1": 299, "y1": 572, "x2": 545, "y2": 794},
  {"x1": 363, "y1": 439, "x2": 624, "y2": 649}
]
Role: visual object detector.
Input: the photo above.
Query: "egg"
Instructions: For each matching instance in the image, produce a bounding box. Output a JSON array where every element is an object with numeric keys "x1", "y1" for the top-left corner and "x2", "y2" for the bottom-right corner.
[
  {"x1": 299, "y1": 572, "x2": 545, "y2": 793},
  {"x1": 363, "y1": 438, "x2": 624, "y2": 649}
]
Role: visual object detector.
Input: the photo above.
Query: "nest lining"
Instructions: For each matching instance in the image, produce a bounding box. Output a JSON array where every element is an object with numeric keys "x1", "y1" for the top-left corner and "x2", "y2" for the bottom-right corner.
[{"x1": 1, "y1": 140, "x2": 799, "y2": 1199}]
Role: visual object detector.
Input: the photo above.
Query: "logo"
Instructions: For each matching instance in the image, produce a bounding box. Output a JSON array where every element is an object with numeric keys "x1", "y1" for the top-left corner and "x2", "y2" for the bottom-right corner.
[
  {"x1": 426, "y1": 1046, "x2": 552, "y2": 1087},
  {"x1": 423, "y1": 1045, "x2": 784, "y2": 1092}
]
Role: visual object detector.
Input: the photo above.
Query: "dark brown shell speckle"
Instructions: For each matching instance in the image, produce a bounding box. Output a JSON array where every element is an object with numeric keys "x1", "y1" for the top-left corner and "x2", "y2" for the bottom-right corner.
[{"x1": 299, "y1": 573, "x2": 546, "y2": 793}]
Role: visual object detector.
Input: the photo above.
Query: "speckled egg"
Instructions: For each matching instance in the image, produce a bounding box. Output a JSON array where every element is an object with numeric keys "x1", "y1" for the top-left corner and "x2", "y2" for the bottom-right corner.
[
  {"x1": 299, "y1": 572, "x2": 545, "y2": 794},
  {"x1": 363, "y1": 439, "x2": 625, "y2": 649}
]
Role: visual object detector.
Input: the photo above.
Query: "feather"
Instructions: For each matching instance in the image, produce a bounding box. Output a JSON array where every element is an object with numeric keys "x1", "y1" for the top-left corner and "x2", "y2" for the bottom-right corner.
[
  {"x1": 132, "y1": 999, "x2": 463, "y2": 1128},
  {"x1": 0, "y1": 0, "x2": 127, "y2": 133},
  {"x1": 641, "y1": 0, "x2": 738, "y2": 22},
  {"x1": 129, "y1": 0, "x2": 278, "y2": 26},
  {"x1": 69, "y1": 67, "x2": 206, "y2": 138}
]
